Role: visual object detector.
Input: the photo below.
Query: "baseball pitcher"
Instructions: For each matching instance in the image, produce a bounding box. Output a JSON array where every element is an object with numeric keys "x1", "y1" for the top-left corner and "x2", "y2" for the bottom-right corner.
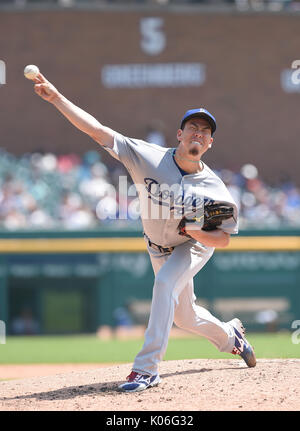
[{"x1": 32, "y1": 71, "x2": 256, "y2": 393}]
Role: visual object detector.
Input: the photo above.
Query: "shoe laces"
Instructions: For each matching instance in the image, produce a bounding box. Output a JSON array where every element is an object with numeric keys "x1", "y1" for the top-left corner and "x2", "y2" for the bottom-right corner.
[
  {"x1": 126, "y1": 371, "x2": 142, "y2": 382},
  {"x1": 231, "y1": 346, "x2": 240, "y2": 355},
  {"x1": 126, "y1": 371, "x2": 152, "y2": 382}
]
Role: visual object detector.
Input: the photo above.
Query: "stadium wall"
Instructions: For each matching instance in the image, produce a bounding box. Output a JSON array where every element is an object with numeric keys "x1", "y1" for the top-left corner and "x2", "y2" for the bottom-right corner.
[
  {"x1": 0, "y1": 228, "x2": 299, "y2": 334},
  {"x1": 0, "y1": 10, "x2": 300, "y2": 185}
]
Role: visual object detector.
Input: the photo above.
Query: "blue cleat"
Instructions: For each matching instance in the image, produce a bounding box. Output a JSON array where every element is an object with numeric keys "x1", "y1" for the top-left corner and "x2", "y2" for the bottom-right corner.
[
  {"x1": 118, "y1": 371, "x2": 161, "y2": 393},
  {"x1": 229, "y1": 318, "x2": 256, "y2": 368}
]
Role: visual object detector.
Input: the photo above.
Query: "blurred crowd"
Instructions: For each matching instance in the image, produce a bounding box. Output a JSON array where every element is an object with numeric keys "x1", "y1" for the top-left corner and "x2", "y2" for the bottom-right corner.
[
  {"x1": 1, "y1": 0, "x2": 300, "y2": 12},
  {"x1": 215, "y1": 165, "x2": 300, "y2": 229},
  {"x1": 0, "y1": 147, "x2": 299, "y2": 231}
]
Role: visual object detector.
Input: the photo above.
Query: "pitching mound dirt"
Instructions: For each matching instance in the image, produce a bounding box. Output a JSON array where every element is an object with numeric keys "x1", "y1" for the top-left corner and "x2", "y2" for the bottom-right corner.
[{"x1": 0, "y1": 359, "x2": 299, "y2": 411}]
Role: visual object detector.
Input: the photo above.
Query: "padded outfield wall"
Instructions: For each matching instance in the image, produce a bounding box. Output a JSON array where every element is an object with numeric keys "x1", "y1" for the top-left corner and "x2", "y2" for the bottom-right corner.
[
  {"x1": 0, "y1": 228, "x2": 299, "y2": 334},
  {"x1": 0, "y1": 8, "x2": 300, "y2": 185}
]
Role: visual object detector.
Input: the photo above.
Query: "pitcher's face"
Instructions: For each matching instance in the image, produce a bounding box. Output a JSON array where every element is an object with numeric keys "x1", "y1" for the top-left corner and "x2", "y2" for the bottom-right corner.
[{"x1": 177, "y1": 118, "x2": 213, "y2": 158}]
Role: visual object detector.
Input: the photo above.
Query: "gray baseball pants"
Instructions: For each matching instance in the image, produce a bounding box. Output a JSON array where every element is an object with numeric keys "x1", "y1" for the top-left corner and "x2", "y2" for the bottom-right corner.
[{"x1": 132, "y1": 239, "x2": 236, "y2": 376}]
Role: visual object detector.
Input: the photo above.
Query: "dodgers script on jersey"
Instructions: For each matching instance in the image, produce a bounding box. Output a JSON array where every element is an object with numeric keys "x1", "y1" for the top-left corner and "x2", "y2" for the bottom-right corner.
[{"x1": 104, "y1": 133, "x2": 238, "y2": 247}]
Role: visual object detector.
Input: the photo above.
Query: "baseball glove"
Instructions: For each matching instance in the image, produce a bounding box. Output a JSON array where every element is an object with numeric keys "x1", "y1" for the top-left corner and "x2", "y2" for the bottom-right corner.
[{"x1": 178, "y1": 203, "x2": 234, "y2": 236}]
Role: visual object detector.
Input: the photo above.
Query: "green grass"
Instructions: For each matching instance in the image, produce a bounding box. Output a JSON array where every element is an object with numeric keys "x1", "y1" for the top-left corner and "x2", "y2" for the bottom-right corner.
[
  {"x1": 165, "y1": 332, "x2": 300, "y2": 360},
  {"x1": 0, "y1": 332, "x2": 299, "y2": 364},
  {"x1": 0, "y1": 335, "x2": 143, "y2": 364}
]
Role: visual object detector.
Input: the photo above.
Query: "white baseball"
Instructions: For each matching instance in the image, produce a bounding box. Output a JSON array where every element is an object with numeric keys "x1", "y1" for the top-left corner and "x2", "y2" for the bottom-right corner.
[{"x1": 24, "y1": 65, "x2": 40, "y2": 80}]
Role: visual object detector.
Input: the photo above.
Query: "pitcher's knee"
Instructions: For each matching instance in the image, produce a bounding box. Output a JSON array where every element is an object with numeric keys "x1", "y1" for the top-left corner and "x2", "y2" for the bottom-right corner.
[
  {"x1": 173, "y1": 313, "x2": 192, "y2": 330},
  {"x1": 154, "y1": 275, "x2": 180, "y2": 307},
  {"x1": 155, "y1": 272, "x2": 179, "y2": 290}
]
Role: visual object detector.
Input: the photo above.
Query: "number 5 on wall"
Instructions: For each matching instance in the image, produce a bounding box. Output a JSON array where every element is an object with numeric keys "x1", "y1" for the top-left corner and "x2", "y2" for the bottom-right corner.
[{"x1": 140, "y1": 17, "x2": 166, "y2": 56}]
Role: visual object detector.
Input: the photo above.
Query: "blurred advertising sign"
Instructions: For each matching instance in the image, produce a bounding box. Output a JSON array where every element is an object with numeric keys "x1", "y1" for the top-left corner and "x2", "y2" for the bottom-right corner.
[
  {"x1": 102, "y1": 63, "x2": 206, "y2": 88},
  {"x1": 214, "y1": 252, "x2": 300, "y2": 271},
  {"x1": 0, "y1": 60, "x2": 6, "y2": 85},
  {"x1": 281, "y1": 61, "x2": 300, "y2": 93}
]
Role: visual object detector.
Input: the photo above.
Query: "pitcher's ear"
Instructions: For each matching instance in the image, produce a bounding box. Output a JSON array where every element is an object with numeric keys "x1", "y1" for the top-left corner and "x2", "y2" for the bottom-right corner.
[{"x1": 177, "y1": 129, "x2": 183, "y2": 142}]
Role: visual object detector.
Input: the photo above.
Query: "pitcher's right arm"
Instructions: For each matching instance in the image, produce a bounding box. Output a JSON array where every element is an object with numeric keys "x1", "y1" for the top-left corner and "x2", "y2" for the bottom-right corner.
[{"x1": 33, "y1": 72, "x2": 115, "y2": 149}]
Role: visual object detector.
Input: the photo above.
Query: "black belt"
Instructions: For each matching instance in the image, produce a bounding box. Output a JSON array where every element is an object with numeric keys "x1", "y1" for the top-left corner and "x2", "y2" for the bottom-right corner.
[{"x1": 144, "y1": 233, "x2": 174, "y2": 254}]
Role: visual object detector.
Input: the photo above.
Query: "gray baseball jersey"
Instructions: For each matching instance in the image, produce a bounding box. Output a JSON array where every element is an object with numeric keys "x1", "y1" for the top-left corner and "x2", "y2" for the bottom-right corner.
[
  {"x1": 104, "y1": 132, "x2": 238, "y2": 247},
  {"x1": 103, "y1": 132, "x2": 240, "y2": 376}
]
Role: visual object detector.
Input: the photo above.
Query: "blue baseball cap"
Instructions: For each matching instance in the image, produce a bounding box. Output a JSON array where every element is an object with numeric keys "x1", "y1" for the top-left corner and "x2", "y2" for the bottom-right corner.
[{"x1": 180, "y1": 108, "x2": 216, "y2": 135}]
